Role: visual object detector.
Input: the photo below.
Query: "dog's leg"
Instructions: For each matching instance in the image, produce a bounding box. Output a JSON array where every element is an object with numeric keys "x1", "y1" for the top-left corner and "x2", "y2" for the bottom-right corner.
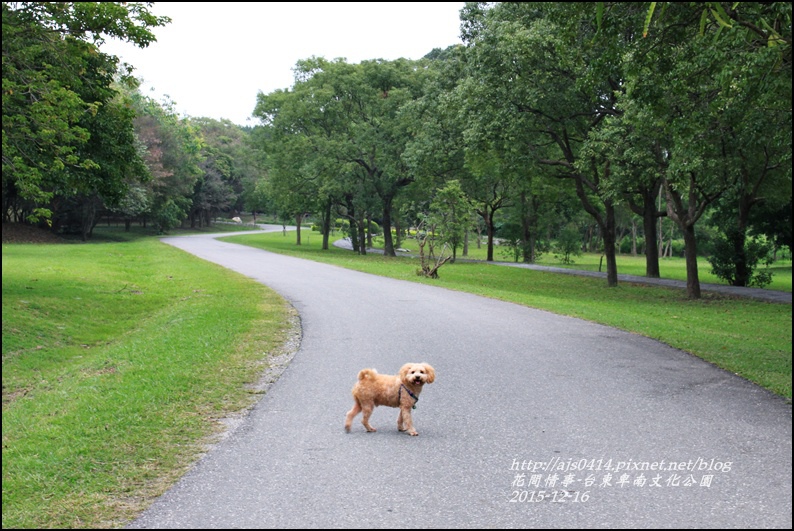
[
  {"x1": 344, "y1": 399, "x2": 361, "y2": 432},
  {"x1": 397, "y1": 408, "x2": 405, "y2": 432},
  {"x1": 400, "y1": 406, "x2": 418, "y2": 436},
  {"x1": 360, "y1": 403, "x2": 377, "y2": 432}
]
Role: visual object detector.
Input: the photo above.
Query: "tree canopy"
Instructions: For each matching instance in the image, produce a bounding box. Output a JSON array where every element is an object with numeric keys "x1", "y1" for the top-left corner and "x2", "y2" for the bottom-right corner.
[{"x1": 2, "y1": 2, "x2": 169, "y2": 223}]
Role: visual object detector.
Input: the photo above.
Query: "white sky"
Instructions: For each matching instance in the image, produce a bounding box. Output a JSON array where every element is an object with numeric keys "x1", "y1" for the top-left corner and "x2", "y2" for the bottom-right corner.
[{"x1": 99, "y1": 2, "x2": 466, "y2": 126}]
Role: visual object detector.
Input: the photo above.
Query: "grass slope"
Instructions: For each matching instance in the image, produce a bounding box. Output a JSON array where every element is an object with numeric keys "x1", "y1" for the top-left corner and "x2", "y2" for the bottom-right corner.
[{"x1": 2, "y1": 231, "x2": 294, "y2": 528}]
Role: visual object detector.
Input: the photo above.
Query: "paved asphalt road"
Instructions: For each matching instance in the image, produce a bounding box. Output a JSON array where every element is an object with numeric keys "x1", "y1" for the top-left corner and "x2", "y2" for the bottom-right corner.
[{"x1": 128, "y1": 227, "x2": 792, "y2": 529}]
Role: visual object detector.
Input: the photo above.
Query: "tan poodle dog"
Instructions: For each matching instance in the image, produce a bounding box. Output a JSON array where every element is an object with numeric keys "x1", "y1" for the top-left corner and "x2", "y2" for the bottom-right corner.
[{"x1": 344, "y1": 362, "x2": 435, "y2": 436}]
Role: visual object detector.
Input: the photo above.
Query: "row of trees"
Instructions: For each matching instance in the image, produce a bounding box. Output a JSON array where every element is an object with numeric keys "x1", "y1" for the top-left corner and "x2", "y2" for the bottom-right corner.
[
  {"x1": 3, "y1": 2, "x2": 791, "y2": 299},
  {"x1": 253, "y1": 2, "x2": 791, "y2": 298},
  {"x1": 2, "y1": 2, "x2": 261, "y2": 239}
]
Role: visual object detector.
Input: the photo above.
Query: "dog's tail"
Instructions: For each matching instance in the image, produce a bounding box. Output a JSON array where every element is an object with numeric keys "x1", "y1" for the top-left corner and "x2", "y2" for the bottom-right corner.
[{"x1": 358, "y1": 368, "x2": 378, "y2": 381}]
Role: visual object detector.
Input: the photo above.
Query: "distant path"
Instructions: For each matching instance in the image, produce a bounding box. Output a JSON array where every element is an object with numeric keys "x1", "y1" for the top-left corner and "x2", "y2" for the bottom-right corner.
[
  {"x1": 127, "y1": 228, "x2": 791, "y2": 529},
  {"x1": 333, "y1": 238, "x2": 792, "y2": 304}
]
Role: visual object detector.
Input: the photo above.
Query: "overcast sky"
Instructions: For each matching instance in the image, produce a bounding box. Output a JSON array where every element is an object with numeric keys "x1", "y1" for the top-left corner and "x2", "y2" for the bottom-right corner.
[{"x1": 99, "y1": 2, "x2": 466, "y2": 126}]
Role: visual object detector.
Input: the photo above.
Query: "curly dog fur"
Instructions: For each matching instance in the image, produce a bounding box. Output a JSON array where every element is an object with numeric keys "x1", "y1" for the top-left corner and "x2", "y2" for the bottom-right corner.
[{"x1": 344, "y1": 362, "x2": 435, "y2": 436}]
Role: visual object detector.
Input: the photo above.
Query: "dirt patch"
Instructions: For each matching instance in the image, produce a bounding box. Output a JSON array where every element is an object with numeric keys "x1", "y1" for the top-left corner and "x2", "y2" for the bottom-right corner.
[{"x1": 2, "y1": 223, "x2": 66, "y2": 244}]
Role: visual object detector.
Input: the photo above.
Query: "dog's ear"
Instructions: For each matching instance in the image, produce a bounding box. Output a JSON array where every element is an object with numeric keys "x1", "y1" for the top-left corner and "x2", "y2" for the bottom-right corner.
[
  {"x1": 399, "y1": 363, "x2": 412, "y2": 381},
  {"x1": 422, "y1": 363, "x2": 435, "y2": 384}
]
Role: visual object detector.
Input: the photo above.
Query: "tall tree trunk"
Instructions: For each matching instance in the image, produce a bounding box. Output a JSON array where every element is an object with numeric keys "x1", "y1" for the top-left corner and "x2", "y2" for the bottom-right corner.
[
  {"x1": 480, "y1": 208, "x2": 496, "y2": 262},
  {"x1": 321, "y1": 199, "x2": 332, "y2": 250},
  {"x1": 381, "y1": 197, "x2": 395, "y2": 257},
  {"x1": 663, "y1": 174, "x2": 719, "y2": 300},
  {"x1": 345, "y1": 197, "x2": 359, "y2": 252},
  {"x1": 80, "y1": 199, "x2": 96, "y2": 242},
  {"x1": 572, "y1": 173, "x2": 619, "y2": 287},
  {"x1": 682, "y1": 224, "x2": 701, "y2": 299},
  {"x1": 603, "y1": 203, "x2": 618, "y2": 287},
  {"x1": 348, "y1": 219, "x2": 359, "y2": 253},
  {"x1": 642, "y1": 201, "x2": 661, "y2": 278},
  {"x1": 393, "y1": 215, "x2": 402, "y2": 249},
  {"x1": 520, "y1": 193, "x2": 538, "y2": 263},
  {"x1": 357, "y1": 212, "x2": 367, "y2": 255},
  {"x1": 731, "y1": 194, "x2": 754, "y2": 286},
  {"x1": 463, "y1": 228, "x2": 469, "y2": 257},
  {"x1": 366, "y1": 213, "x2": 374, "y2": 249}
]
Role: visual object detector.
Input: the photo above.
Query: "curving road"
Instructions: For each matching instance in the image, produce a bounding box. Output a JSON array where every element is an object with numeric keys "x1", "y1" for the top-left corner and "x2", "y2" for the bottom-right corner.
[{"x1": 128, "y1": 228, "x2": 792, "y2": 529}]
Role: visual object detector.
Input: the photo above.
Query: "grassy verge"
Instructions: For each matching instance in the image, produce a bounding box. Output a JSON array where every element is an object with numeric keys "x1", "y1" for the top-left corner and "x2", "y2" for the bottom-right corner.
[
  {"x1": 386, "y1": 237, "x2": 793, "y2": 292},
  {"x1": 222, "y1": 230, "x2": 792, "y2": 400},
  {"x1": 2, "y1": 227, "x2": 295, "y2": 528}
]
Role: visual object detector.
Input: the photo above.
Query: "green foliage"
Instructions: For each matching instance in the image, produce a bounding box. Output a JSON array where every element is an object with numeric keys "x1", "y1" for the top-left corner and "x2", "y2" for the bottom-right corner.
[
  {"x1": 428, "y1": 180, "x2": 474, "y2": 260},
  {"x1": 112, "y1": 183, "x2": 150, "y2": 221},
  {"x1": 335, "y1": 218, "x2": 351, "y2": 234},
  {"x1": 708, "y1": 228, "x2": 775, "y2": 287},
  {"x1": 455, "y1": 1, "x2": 790, "y2": 296},
  {"x1": 254, "y1": 56, "x2": 431, "y2": 255},
  {"x1": 497, "y1": 222, "x2": 530, "y2": 262},
  {"x1": 554, "y1": 223, "x2": 583, "y2": 264},
  {"x1": 152, "y1": 197, "x2": 189, "y2": 234},
  {"x1": 367, "y1": 219, "x2": 382, "y2": 236},
  {"x1": 128, "y1": 92, "x2": 204, "y2": 232},
  {"x1": 1, "y1": 2, "x2": 169, "y2": 223},
  {"x1": 191, "y1": 118, "x2": 257, "y2": 219}
]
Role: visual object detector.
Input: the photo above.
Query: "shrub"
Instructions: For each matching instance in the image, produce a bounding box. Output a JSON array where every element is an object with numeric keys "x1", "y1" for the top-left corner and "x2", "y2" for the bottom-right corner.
[
  {"x1": 553, "y1": 223, "x2": 582, "y2": 264},
  {"x1": 707, "y1": 228, "x2": 774, "y2": 288}
]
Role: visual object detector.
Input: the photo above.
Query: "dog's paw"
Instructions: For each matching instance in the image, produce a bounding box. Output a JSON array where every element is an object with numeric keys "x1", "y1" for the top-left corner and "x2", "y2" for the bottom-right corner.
[{"x1": 408, "y1": 431, "x2": 419, "y2": 436}]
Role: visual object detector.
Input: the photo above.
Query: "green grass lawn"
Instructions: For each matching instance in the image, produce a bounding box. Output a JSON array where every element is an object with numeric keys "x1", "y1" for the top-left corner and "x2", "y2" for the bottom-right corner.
[
  {"x1": 386, "y1": 236, "x2": 793, "y2": 292},
  {"x1": 2, "y1": 226, "x2": 295, "y2": 528},
  {"x1": 223, "y1": 229, "x2": 792, "y2": 402}
]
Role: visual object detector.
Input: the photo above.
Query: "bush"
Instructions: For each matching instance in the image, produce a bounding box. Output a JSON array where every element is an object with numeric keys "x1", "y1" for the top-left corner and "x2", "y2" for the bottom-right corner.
[
  {"x1": 333, "y1": 218, "x2": 350, "y2": 235},
  {"x1": 553, "y1": 223, "x2": 582, "y2": 264},
  {"x1": 153, "y1": 199, "x2": 187, "y2": 234},
  {"x1": 707, "y1": 228, "x2": 774, "y2": 288},
  {"x1": 618, "y1": 235, "x2": 645, "y2": 255},
  {"x1": 367, "y1": 220, "x2": 381, "y2": 236}
]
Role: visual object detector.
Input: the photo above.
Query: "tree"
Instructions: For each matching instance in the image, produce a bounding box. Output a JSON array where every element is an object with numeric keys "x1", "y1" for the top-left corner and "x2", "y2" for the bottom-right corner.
[
  {"x1": 191, "y1": 118, "x2": 256, "y2": 218},
  {"x1": 131, "y1": 93, "x2": 203, "y2": 233},
  {"x1": 751, "y1": 198, "x2": 792, "y2": 254},
  {"x1": 264, "y1": 133, "x2": 322, "y2": 245},
  {"x1": 255, "y1": 57, "x2": 429, "y2": 255},
  {"x1": 708, "y1": 226, "x2": 774, "y2": 287},
  {"x1": 621, "y1": 2, "x2": 791, "y2": 297},
  {"x1": 554, "y1": 222, "x2": 583, "y2": 265},
  {"x1": 189, "y1": 162, "x2": 234, "y2": 228},
  {"x1": 583, "y1": 94, "x2": 668, "y2": 277},
  {"x1": 254, "y1": 80, "x2": 343, "y2": 247},
  {"x1": 2, "y1": 2, "x2": 169, "y2": 224},
  {"x1": 461, "y1": 146, "x2": 515, "y2": 262},
  {"x1": 461, "y1": 2, "x2": 624, "y2": 285},
  {"x1": 428, "y1": 180, "x2": 474, "y2": 262},
  {"x1": 414, "y1": 215, "x2": 453, "y2": 279},
  {"x1": 111, "y1": 183, "x2": 149, "y2": 231}
]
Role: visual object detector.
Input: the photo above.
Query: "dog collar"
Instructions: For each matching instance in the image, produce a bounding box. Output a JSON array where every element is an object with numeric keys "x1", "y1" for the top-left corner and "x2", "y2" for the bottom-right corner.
[{"x1": 399, "y1": 384, "x2": 419, "y2": 409}]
